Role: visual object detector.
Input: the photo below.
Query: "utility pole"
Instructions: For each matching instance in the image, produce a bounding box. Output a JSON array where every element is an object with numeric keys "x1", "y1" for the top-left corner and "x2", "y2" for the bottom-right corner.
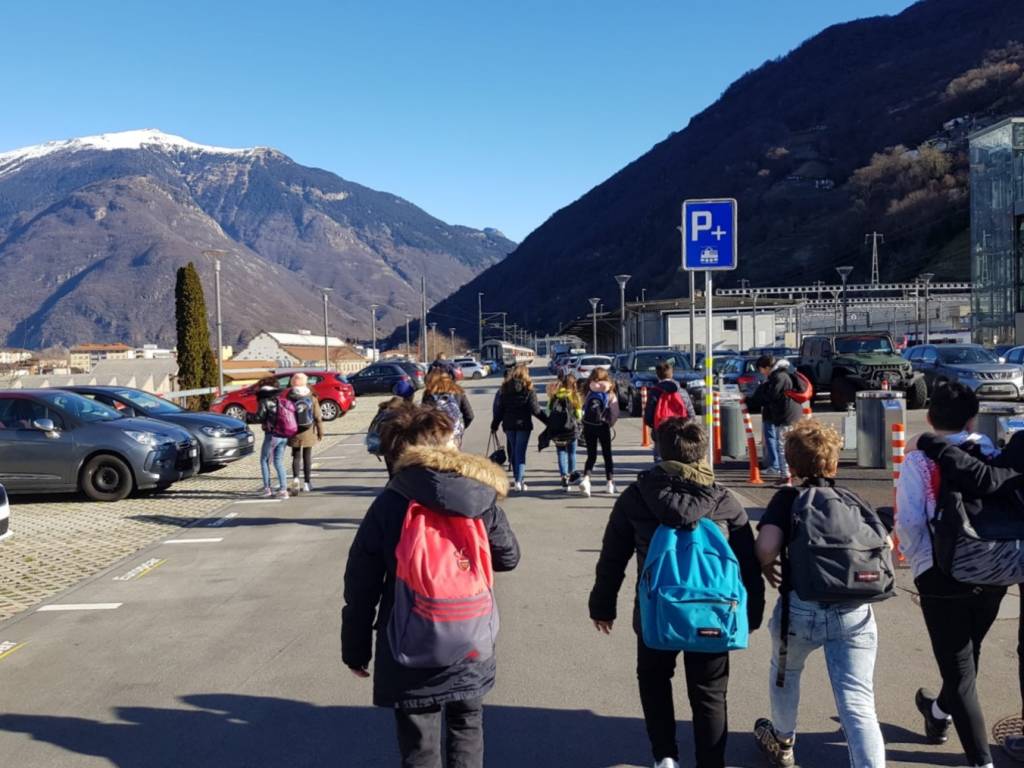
[
  {"x1": 429, "y1": 322, "x2": 438, "y2": 358},
  {"x1": 201, "y1": 249, "x2": 229, "y2": 394},
  {"x1": 477, "y1": 292, "x2": 484, "y2": 354},
  {"x1": 865, "y1": 232, "x2": 885, "y2": 284},
  {"x1": 836, "y1": 266, "x2": 853, "y2": 332},
  {"x1": 502, "y1": 314, "x2": 507, "y2": 342},
  {"x1": 588, "y1": 298, "x2": 600, "y2": 354},
  {"x1": 404, "y1": 314, "x2": 411, "y2": 358},
  {"x1": 920, "y1": 272, "x2": 935, "y2": 343},
  {"x1": 369, "y1": 303, "x2": 379, "y2": 361},
  {"x1": 615, "y1": 274, "x2": 631, "y2": 352},
  {"x1": 420, "y1": 277, "x2": 427, "y2": 363},
  {"x1": 737, "y1": 278, "x2": 750, "y2": 352},
  {"x1": 321, "y1": 288, "x2": 333, "y2": 370},
  {"x1": 449, "y1": 327, "x2": 456, "y2": 356}
]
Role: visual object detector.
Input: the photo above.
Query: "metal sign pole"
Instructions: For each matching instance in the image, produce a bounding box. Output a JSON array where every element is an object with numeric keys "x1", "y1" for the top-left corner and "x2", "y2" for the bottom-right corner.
[
  {"x1": 705, "y1": 270, "x2": 714, "y2": 467},
  {"x1": 689, "y1": 271, "x2": 697, "y2": 368}
]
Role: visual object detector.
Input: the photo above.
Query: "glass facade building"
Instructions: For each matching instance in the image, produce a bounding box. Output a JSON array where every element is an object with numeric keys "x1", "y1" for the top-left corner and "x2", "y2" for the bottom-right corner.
[{"x1": 970, "y1": 118, "x2": 1024, "y2": 345}]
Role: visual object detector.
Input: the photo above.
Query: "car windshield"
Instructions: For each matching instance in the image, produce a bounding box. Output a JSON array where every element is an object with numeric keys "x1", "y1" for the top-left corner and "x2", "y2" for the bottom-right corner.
[
  {"x1": 580, "y1": 357, "x2": 611, "y2": 366},
  {"x1": 36, "y1": 391, "x2": 123, "y2": 422},
  {"x1": 937, "y1": 346, "x2": 998, "y2": 364},
  {"x1": 115, "y1": 389, "x2": 182, "y2": 414},
  {"x1": 633, "y1": 352, "x2": 693, "y2": 373},
  {"x1": 834, "y1": 336, "x2": 895, "y2": 355}
]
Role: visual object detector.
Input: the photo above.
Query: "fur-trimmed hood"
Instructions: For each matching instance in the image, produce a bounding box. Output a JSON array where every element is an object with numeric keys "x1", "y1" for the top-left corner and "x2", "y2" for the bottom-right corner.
[{"x1": 390, "y1": 446, "x2": 509, "y2": 516}]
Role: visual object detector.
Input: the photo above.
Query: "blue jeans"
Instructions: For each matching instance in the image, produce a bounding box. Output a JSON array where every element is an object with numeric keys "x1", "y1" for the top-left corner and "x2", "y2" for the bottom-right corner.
[
  {"x1": 260, "y1": 434, "x2": 288, "y2": 489},
  {"x1": 763, "y1": 422, "x2": 790, "y2": 477},
  {"x1": 506, "y1": 430, "x2": 530, "y2": 484},
  {"x1": 556, "y1": 439, "x2": 577, "y2": 477},
  {"x1": 769, "y1": 594, "x2": 885, "y2": 768}
]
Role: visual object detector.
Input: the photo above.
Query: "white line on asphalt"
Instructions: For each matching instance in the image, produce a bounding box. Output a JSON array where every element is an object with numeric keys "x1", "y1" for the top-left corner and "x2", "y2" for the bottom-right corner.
[
  {"x1": 38, "y1": 603, "x2": 122, "y2": 612},
  {"x1": 0, "y1": 641, "x2": 25, "y2": 661},
  {"x1": 234, "y1": 499, "x2": 282, "y2": 505},
  {"x1": 112, "y1": 558, "x2": 166, "y2": 581},
  {"x1": 164, "y1": 538, "x2": 224, "y2": 544},
  {"x1": 208, "y1": 512, "x2": 238, "y2": 527}
]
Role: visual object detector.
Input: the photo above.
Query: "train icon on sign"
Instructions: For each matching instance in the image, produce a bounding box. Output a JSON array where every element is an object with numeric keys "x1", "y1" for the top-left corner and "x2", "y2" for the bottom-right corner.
[{"x1": 700, "y1": 246, "x2": 719, "y2": 264}]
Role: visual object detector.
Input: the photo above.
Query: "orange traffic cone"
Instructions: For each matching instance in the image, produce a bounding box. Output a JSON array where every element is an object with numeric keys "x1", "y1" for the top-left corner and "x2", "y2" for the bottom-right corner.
[{"x1": 740, "y1": 397, "x2": 763, "y2": 484}]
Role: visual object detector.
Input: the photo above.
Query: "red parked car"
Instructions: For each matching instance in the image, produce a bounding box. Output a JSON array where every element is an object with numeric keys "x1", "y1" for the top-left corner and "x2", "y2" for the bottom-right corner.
[{"x1": 209, "y1": 370, "x2": 355, "y2": 422}]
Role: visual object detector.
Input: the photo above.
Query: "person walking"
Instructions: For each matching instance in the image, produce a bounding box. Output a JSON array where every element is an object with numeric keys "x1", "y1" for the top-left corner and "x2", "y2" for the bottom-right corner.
[
  {"x1": 490, "y1": 364, "x2": 547, "y2": 492},
  {"x1": 753, "y1": 419, "x2": 892, "y2": 768},
  {"x1": 589, "y1": 418, "x2": 764, "y2": 768},
  {"x1": 286, "y1": 372, "x2": 323, "y2": 494},
  {"x1": 896, "y1": 382, "x2": 1006, "y2": 768},
  {"x1": 342, "y1": 406, "x2": 520, "y2": 768},
  {"x1": 644, "y1": 362, "x2": 695, "y2": 462},
  {"x1": 580, "y1": 367, "x2": 620, "y2": 496},
  {"x1": 422, "y1": 369, "x2": 474, "y2": 448},
  {"x1": 545, "y1": 372, "x2": 583, "y2": 490},
  {"x1": 746, "y1": 355, "x2": 802, "y2": 484},
  {"x1": 250, "y1": 376, "x2": 293, "y2": 499}
]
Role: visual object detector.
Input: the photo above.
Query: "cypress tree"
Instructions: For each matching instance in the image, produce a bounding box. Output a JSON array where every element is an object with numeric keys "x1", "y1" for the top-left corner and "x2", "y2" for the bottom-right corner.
[{"x1": 174, "y1": 262, "x2": 216, "y2": 409}]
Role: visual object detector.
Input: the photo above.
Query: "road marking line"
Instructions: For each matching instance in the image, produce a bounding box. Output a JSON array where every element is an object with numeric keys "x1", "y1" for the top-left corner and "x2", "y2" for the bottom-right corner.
[
  {"x1": 38, "y1": 603, "x2": 122, "y2": 612},
  {"x1": 208, "y1": 512, "x2": 238, "y2": 527},
  {"x1": 0, "y1": 641, "x2": 26, "y2": 661},
  {"x1": 234, "y1": 499, "x2": 281, "y2": 505},
  {"x1": 112, "y1": 558, "x2": 166, "y2": 581},
  {"x1": 164, "y1": 538, "x2": 223, "y2": 544}
]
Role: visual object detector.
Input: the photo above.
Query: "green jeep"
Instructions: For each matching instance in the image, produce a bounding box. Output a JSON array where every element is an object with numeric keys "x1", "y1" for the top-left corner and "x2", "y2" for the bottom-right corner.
[{"x1": 798, "y1": 332, "x2": 927, "y2": 410}]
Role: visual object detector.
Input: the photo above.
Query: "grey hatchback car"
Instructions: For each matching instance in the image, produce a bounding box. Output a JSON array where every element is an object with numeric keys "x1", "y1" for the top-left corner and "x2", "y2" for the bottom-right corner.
[{"x1": 0, "y1": 390, "x2": 199, "y2": 501}]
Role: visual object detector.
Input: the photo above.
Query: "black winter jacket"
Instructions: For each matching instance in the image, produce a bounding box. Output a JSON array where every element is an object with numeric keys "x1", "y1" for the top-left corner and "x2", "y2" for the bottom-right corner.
[
  {"x1": 249, "y1": 386, "x2": 284, "y2": 432},
  {"x1": 588, "y1": 462, "x2": 765, "y2": 633},
  {"x1": 643, "y1": 379, "x2": 696, "y2": 428},
  {"x1": 490, "y1": 381, "x2": 547, "y2": 433},
  {"x1": 746, "y1": 362, "x2": 802, "y2": 426},
  {"x1": 341, "y1": 446, "x2": 520, "y2": 709}
]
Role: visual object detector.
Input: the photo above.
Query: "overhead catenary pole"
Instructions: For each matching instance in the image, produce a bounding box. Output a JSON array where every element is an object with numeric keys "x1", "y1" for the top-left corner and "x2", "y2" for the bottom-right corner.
[
  {"x1": 369, "y1": 303, "x2": 379, "y2": 361},
  {"x1": 836, "y1": 266, "x2": 853, "y2": 332},
  {"x1": 449, "y1": 327, "x2": 456, "y2": 356},
  {"x1": 866, "y1": 232, "x2": 885, "y2": 284},
  {"x1": 477, "y1": 292, "x2": 484, "y2": 354},
  {"x1": 404, "y1": 314, "x2": 411, "y2": 358},
  {"x1": 920, "y1": 272, "x2": 935, "y2": 343},
  {"x1": 588, "y1": 297, "x2": 600, "y2": 354},
  {"x1": 421, "y1": 277, "x2": 427, "y2": 362},
  {"x1": 615, "y1": 274, "x2": 631, "y2": 352},
  {"x1": 321, "y1": 288, "x2": 333, "y2": 370}
]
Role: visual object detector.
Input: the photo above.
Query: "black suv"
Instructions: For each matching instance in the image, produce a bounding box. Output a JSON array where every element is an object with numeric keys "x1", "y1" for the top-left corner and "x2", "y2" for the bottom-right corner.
[{"x1": 612, "y1": 349, "x2": 705, "y2": 417}]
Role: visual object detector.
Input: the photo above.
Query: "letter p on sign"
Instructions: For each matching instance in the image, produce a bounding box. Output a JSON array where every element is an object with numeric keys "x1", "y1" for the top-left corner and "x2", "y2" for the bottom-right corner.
[{"x1": 691, "y1": 211, "x2": 713, "y2": 240}]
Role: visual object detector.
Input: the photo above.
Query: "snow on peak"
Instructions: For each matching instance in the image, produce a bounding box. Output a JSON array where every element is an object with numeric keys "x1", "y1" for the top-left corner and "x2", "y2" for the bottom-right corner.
[{"x1": 0, "y1": 129, "x2": 256, "y2": 176}]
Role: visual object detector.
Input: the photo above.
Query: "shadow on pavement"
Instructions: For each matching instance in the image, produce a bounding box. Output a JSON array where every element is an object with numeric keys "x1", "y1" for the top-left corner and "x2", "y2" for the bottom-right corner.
[
  {"x1": 130, "y1": 514, "x2": 365, "y2": 530},
  {"x1": 0, "y1": 693, "x2": 963, "y2": 768}
]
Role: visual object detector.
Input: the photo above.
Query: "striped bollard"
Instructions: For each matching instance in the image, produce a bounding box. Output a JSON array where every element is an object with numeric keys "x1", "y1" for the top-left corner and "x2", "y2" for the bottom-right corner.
[
  {"x1": 891, "y1": 422, "x2": 908, "y2": 568},
  {"x1": 713, "y1": 389, "x2": 722, "y2": 464},
  {"x1": 802, "y1": 399, "x2": 813, "y2": 419},
  {"x1": 739, "y1": 397, "x2": 763, "y2": 484},
  {"x1": 640, "y1": 387, "x2": 651, "y2": 448}
]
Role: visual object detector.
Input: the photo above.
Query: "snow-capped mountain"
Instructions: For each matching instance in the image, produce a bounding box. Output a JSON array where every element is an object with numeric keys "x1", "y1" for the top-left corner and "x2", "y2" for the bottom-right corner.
[{"x1": 0, "y1": 129, "x2": 514, "y2": 348}]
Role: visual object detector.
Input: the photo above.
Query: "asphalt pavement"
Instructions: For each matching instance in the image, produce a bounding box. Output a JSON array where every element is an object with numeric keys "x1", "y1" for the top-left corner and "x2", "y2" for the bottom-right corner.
[{"x1": 0, "y1": 372, "x2": 1020, "y2": 767}]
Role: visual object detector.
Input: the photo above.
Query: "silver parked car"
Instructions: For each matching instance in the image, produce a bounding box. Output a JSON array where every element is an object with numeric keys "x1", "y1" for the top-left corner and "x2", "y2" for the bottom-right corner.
[
  {"x1": 0, "y1": 390, "x2": 199, "y2": 501},
  {"x1": 0, "y1": 484, "x2": 9, "y2": 541},
  {"x1": 906, "y1": 344, "x2": 1024, "y2": 400}
]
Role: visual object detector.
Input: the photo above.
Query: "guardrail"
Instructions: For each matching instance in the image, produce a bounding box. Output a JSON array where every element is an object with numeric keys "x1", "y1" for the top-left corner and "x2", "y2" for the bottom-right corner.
[{"x1": 160, "y1": 385, "x2": 245, "y2": 400}]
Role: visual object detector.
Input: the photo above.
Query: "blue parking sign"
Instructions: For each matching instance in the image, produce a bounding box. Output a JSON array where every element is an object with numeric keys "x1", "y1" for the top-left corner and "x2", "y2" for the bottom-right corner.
[{"x1": 682, "y1": 198, "x2": 738, "y2": 271}]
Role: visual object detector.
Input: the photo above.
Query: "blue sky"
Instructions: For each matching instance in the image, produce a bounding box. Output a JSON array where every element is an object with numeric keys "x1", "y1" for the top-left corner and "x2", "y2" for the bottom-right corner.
[{"x1": 1, "y1": 0, "x2": 915, "y2": 241}]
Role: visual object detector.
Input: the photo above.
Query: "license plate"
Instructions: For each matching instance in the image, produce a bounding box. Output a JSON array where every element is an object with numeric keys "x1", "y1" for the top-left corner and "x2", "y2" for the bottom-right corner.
[{"x1": 189, "y1": 448, "x2": 198, "y2": 457}]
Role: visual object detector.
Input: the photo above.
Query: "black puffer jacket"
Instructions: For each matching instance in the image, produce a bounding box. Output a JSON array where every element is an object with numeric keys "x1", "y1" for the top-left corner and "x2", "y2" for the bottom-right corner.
[
  {"x1": 249, "y1": 386, "x2": 283, "y2": 432},
  {"x1": 588, "y1": 461, "x2": 765, "y2": 633},
  {"x1": 490, "y1": 380, "x2": 547, "y2": 433},
  {"x1": 341, "y1": 446, "x2": 520, "y2": 709},
  {"x1": 746, "y1": 360, "x2": 802, "y2": 426}
]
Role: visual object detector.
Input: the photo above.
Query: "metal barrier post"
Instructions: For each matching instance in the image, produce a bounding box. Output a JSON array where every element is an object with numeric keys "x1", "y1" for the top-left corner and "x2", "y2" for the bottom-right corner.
[
  {"x1": 713, "y1": 389, "x2": 722, "y2": 464},
  {"x1": 640, "y1": 387, "x2": 651, "y2": 448},
  {"x1": 891, "y1": 422, "x2": 908, "y2": 568}
]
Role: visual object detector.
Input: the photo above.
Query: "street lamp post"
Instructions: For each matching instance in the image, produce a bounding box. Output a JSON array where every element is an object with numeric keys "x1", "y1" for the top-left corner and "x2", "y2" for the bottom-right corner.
[
  {"x1": 588, "y1": 298, "x2": 601, "y2": 354},
  {"x1": 321, "y1": 288, "x2": 333, "y2": 370},
  {"x1": 202, "y1": 249, "x2": 228, "y2": 394},
  {"x1": 477, "y1": 292, "x2": 484, "y2": 354},
  {"x1": 737, "y1": 279, "x2": 750, "y2": 352},
  {"x1": 449, "y1": 327, "x2": 456, "y2": 356},
  {"x1": 429, "y1": 322, "x2": 438, "y2": 358},
  {"x1": 920, "y1": 272, "x2": 935, "y2": 343},
  {"x1": 369, "y1": 303, "x2": 379, "y2": 361},
  {"x1": 404, "y1": 314, "x2": 412, "y2": 358},
  {"x1": 614, "y1": 274, "x2": 631, "y2": 352},
  {"x1": 835, "y1": 266, "x2": 854, "y2": 332}
]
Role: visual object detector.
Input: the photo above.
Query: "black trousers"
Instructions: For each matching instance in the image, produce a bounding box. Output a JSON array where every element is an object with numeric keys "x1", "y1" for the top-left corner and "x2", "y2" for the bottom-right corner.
[
  {"x1": 583, "y1": 424, "x2": 614, "y2": 480},
  {"x1": 394, "y1": 697, "x2": 484, "y2": 768},
  {"x1": 1019, "y1": 589, "x2": 1023, "y2": 720},
  {"x1": 636, "y1": 636, "x2": 730, "y2": 767},
  {"x1": 291, "y1": 446, "x2": 312, "y2": 483},
  {"x1": 916, "y1": 567, "x2": 1006, "y2": 767}
]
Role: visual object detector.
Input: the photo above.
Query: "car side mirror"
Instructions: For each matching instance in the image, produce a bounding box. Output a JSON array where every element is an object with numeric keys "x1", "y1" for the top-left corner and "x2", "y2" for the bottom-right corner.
[{"x1": 33, "y1": 418, "x2": 58, "y2": 434}]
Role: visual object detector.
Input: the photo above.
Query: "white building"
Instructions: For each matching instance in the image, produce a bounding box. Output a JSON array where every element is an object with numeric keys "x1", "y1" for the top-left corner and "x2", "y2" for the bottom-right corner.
[
  {"x1": 0, "y1": 349, "x2": 32, "y2": 366},
  {"x1": 233, "y1": 331, "x2": 366, "y2": 371}
]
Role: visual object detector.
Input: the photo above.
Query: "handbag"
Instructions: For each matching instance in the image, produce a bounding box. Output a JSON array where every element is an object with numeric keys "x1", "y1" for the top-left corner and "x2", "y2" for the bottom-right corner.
[{"x1": 487, "y1": 431, "x2": 507, "y2": 467}]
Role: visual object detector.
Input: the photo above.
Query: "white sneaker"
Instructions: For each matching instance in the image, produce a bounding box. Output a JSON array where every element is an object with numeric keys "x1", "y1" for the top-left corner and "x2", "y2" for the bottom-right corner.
[
  {"x1": 520, "y1": 482, "x2": 528, "y2": 492},
  {"x1": 302, "y1": 482, "x2": 311, "y2": 493},
  {"x1": 579, "y1": 476, "x2": 591, "y2": 497},
  {"x1": 606, "y1": 480, "x2": 617, "y2": 495},
  {"x1": 290, "y1": 478, "x2": 301, "y2": 493},
  {"x1": 513, "y1": 481, "x2": 522, "y2": 493},
  {"x1": 654, "y1": 759, "x2": 679, "y2": 768}
]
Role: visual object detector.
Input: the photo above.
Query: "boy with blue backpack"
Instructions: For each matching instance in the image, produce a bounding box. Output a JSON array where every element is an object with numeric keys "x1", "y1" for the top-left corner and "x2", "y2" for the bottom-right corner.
[
  {"x1": 589, "y1": 418, "x2": 764, "y2": 768},
  {"x1": 753, "y1": 419, "x2": 893, "y2": 768}
]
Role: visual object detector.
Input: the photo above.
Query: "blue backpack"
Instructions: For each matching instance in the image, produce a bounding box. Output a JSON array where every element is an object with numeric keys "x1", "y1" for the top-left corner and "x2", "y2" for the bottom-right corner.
[{"x1": 639, "y1": 519, "x2": 748, "y2": 653}]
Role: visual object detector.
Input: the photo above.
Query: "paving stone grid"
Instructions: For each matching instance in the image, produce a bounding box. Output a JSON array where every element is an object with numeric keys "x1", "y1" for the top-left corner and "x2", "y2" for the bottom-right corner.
[{"x1": 0, "y1": 397, "x2": 383, "y2": 621}]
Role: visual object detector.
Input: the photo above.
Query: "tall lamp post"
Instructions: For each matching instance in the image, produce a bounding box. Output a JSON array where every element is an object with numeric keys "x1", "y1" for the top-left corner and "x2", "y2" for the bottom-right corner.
[
  {"x1": 588, "y1": 297, "x2": 601, "y2": 354},
  {"x1": 920, "y1": 272, "x2": 935, "y2": 343},
  {"x1": 320, "y1": 287, "x2": 333, "y2": 370},
  {"x1": 202, "y1": 249, "x2": 228, "y2": 394},
  {"x1": 614, "y1": 274, "x2": 631, "y2": 352},
  {"x1": 429, "y1": 322, "x2": 438, "y2": 358},
  {"x1": 477, "y1": 292, "x2": 484, "y2": 354},
  {"x1": 835, "y1": 266, "x2": 854, "y2": 332},
  {"x1": 369, "y1": 303, "x2": 379, "y2": 361},
  {"x1": 404, "y1": 314, "x2": 412, "y2": 358},
  {"x1": 449, "y1": 327, "x2": 456, "y2": 356}
]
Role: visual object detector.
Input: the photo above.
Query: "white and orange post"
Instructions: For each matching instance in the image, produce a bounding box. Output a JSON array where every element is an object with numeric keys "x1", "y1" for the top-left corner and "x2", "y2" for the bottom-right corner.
[
  {"x1": 739, "y1": 397, "x2": 763, "y2": 484},
  {"x1": 713, "y1": 389, "x2": 722, "y2": 464},
  {"x1": 640, "y1": 387, "x2": 651, "y2": 448},
  {"x1": 802, "y1": 398, "x2": 813, "y2": 419},
  {"x1": 891, "y1": 422, "x2": 908, "y2": 567}
]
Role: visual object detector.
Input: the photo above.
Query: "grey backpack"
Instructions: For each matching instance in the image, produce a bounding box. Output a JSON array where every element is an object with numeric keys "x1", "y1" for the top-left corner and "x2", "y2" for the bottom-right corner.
[{"x1": 787, "y1": 486, "x2": 895, "y2": 604}]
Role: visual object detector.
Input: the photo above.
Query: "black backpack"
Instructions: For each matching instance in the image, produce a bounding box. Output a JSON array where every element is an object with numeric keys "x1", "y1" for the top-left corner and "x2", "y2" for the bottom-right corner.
[
  {"x1": 547, "y1": 396, "x2": 579, "y2": 442},
  {"x1": 582, "y1": 391, "x2": 610, "y2": 427},
  {"x1": 293, "y1": 396, "x2": 316, "y2": 431}
]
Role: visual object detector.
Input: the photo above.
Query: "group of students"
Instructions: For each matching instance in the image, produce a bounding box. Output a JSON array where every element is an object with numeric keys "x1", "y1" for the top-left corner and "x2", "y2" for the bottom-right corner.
[
  {"x1": 252, "y1": 372, "x2": 324, "y2": 498},
  {"x1": 340, "y1": 359, "x2": 1024, "y2": 768}
]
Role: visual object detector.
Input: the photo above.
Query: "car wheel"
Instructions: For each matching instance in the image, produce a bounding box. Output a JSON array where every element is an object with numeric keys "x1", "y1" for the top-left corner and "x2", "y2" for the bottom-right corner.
[
  {"x1": 320, "y1": 399, "x2": 340, "y2": 421},
  {"x1": 81, "y1": 454, "x2": 134, "y2": 502},
  {"x1": 224, "y1": 405, "x2": 247, "y2": 422},
  {"x1": 830, "y1": 377, "x2": 859, "y2": 411},
  {"x1": 473, "y1": 371, "x2": 482, "y2": 379},
  {"x1": 906, "y1": 378, "x2": 928, "y2": 410}
]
